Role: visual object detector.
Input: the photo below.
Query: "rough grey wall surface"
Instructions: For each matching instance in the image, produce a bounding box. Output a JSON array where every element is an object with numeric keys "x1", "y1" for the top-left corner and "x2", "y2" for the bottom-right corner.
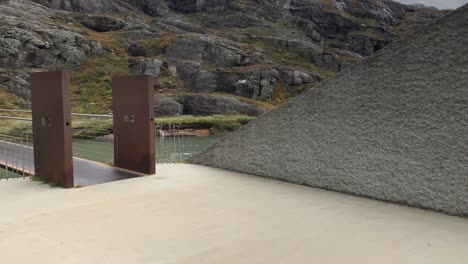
[{"x1": 192, "y1": 5, "x2": 468, "y2": 216}]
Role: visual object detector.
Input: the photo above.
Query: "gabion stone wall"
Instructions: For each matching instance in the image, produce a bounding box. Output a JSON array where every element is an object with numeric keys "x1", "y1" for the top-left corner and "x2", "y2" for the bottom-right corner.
[{"x1": 192, "y1": 5, "x2": 468, "y2": 216}]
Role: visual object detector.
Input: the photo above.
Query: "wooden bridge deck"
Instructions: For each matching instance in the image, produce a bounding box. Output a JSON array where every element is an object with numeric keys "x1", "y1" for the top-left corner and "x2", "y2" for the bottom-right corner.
[{"x1": 0, "y1": 141, "x2": 144, "y2": 186}]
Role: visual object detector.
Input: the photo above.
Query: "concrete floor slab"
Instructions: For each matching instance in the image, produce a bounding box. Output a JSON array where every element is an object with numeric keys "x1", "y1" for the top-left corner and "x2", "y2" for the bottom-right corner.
[{"x1": 0, "y1": 164, "x2": 467, "y2": 264}]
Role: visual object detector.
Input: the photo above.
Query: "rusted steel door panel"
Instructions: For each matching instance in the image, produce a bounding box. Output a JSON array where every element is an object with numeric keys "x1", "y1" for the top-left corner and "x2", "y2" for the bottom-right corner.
[
  {"x1": 112, "y1": 75, "x2": 155, "y2": 175},
  {"x1": 31, "y1": 71, "x2": 74, "y2": 188}
]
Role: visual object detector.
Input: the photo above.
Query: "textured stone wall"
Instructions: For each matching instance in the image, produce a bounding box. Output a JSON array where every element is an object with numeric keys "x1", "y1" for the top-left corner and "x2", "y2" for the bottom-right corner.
[{"x1": 192, "y1": 5, "x2": 468, "y2": 216}]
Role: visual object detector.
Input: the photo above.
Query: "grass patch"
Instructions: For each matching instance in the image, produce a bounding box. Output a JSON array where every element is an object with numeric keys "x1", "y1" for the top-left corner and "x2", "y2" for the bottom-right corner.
[
  {"x1": 71, "y1": 31, "x2": 132, "y2": 114},
  {"x1": 49, "y1": 181, "x2": 60, "y2": 188},
  {"x1": 31, "y1": 176, "x2": 60, "y2": 188},
  {"x1": 71, "y1": 56, "x2": 117, "y2": 113},
  {"x1": 138, "y1": 33, "x2": 179, "y2": 57},
  {"x1": 72, "y1": 53, "x2": 131, "y2": 114},
  {"x1": 351, "y1": 28, "x2": 388, "y2": 41},
  {"x1": 0, "y1": 120, "x2": 32, "y2": 136},
  {"x1": 156, "y1": 115, "x2": 255, "y2": 132},
  {"x1": 0, "y1": 86, "x2": 23, "y2": 109},
  {"x1": 272, "y1": 82, "x2": 315, "y2": 104},
  {"x1": 0, "y1": 118, "x2": 113, "y2": 139},
  {"x1": 72, "y1": 115, "x2": 256, "y2": 135},
  {"x1": 217, "y1": 93, "x2": 277, "y2": 111},
  {"x1": 72, "y1": 118, "x2": 113, "y2": 139}
]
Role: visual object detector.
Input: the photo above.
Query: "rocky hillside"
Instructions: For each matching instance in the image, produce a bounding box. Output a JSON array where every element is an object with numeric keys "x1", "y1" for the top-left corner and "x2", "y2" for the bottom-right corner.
[{"x1": 0, "y1": 0, "x2": 448, "y2": 116}]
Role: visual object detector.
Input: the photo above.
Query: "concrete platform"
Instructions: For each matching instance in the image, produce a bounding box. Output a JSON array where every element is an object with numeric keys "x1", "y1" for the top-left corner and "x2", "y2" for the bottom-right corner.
[{"x1": 0, "y1": 164, "x2": 467, "y2": 264}]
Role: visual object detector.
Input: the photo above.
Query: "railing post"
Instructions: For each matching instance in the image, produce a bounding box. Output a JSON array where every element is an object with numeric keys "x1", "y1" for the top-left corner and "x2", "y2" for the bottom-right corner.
[
  {"x1": 31, "y1": 71, "x2": 74, "y2": 188},
  {"x1": 112, "y1": 75, "x2": 155, "y2": 175},
  {"x1": 3, "y1": 135, "x2": 6, "y2": 179}
]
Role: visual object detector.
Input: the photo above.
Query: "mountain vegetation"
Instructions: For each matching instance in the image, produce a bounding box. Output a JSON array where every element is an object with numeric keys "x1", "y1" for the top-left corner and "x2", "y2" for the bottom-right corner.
[{"x1": 0, "y1": 0, "x2": 448, "y2": 118}]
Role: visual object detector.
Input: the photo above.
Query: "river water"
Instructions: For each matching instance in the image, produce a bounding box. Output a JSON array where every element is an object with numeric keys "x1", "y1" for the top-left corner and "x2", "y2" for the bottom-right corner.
[
  {"x1": 72, "y1": 135, "x2": 220, "y2": 165},
  {"x1": 0, "y1": 135, "x2": 221, "y2": 180},
  {"x1": 155, "y1": 135, "x2": 219, "y2": 164},
  {"x1": 0, "y1": 167, "x2": 26, "y2": 180}
]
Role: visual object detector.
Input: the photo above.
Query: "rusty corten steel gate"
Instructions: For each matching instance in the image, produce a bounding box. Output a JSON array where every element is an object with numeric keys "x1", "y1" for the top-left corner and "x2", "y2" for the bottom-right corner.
[
  {"x1": 112, "y1": 75, "x2": 155, "y2": 175},
  {"x1": 31, "y1": 71, "x2": 74, "y2": 188}
]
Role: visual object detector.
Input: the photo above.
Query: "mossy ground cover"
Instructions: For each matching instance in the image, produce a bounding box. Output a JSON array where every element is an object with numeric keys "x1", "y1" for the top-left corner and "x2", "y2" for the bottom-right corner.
[
  {"x1": 272, "y1": 82, "x2": 314, "y2": 104},
  {"x1": 71, "y1": 52, "x2": 131, "y2": 114},
  {"x1": 0, "y1": 86, "x2": 22, "y2": 109},
  {"x1": 156, "y1": 115, "x2": 254, "y2": 132},
  {"x1": 138, "y1": 33, "x2": 180, "y2": 57},
  {"x1": 72, "y1": 32, "x2": 132, "y2": 114}
]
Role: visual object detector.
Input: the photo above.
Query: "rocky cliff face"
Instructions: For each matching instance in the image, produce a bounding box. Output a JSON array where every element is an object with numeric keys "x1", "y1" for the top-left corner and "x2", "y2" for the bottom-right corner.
[{"x1": 0, "y1": 0, "x2": 448, "y2": 113}]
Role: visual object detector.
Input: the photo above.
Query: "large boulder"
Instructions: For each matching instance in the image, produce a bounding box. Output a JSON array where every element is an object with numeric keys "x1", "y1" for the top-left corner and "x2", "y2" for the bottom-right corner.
[
  {"x1": 166, "y1": 0, "x2": 231, "y2": 13},
  {"x1": 0, "y1": 71, "x2": 30, "y2": 106},
  {"x1": 78, "y1": 15, "x2": 127, "y2": 32},
  {"x1": 309, "y1": 52, "x2": 342, "y2": 72},
  {"x1": 123, "y1": 0, "x2": 170, "y2": 16},
  {"x1": 172, "y1": 60, "x2": 217, "y2": 92},
  {"x1": 181, "y1": 95, "x2": 266, "y2": 116},
  {"x1": 0, "y1": 1, "x2": 104, "y2": 68},
  {"x1": 259, "y1": 37, "x2": 322, "y2": 54},
  {"x1": 0, "y1": 24, "x2": 102, "y2": 68},
  {"x1": 174, "y1": 62, "x2": 318, "y2": 100},
  {"x1": 191, "y1": 71, "x2": 218, "y2": 92},
  {"x1": 312, "y1": 12, "x2": 361, "y2": 39},
  {"x1": 156, "y1": 19, "x2": 207, "y2": 34},
  {"x1": 155, "y1": 98, "x2": 183, "y2": 116},
  {"x1": 31, "y1": 0, "x2": 128, "y2": 13},
  {"x1": 37, "y1": 28, "x2": 103, "y2": 65},
  {"x1": 129, "y1": 58, "x2": 163, "y2": 76},
  {"x1": 164, "y1": 35, "x2": 252, "y2": 67},
  {"x1": 346, "y1": 0, "x2": 410, "y2": 25},
  {"x1": 217, "y1": 68, "x2": 280, "y2": 99},
  {"x1": 280, "y1": 69, "x2": 316, "y2": 85}
]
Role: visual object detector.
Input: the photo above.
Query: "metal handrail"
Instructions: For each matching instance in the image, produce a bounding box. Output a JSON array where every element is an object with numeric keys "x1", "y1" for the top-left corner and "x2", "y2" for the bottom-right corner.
[
  {"x1": 0, "y1": 116, "x2": 32, "y2": 121},
  {"x1": 0, "y1": 109, "x2": 113, "y2": 120},
  {"x1": 70, "y1": 113, "x2": 113, "y2": 118},
  {"x1": 0, "y1": 109, "x2": 32, "y2": 113}
]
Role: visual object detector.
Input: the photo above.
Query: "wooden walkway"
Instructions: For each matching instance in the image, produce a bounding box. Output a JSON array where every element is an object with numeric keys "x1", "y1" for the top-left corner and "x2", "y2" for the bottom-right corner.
[{"x1": 0, "y1": 141, "x2": 143, "y2": 186}]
